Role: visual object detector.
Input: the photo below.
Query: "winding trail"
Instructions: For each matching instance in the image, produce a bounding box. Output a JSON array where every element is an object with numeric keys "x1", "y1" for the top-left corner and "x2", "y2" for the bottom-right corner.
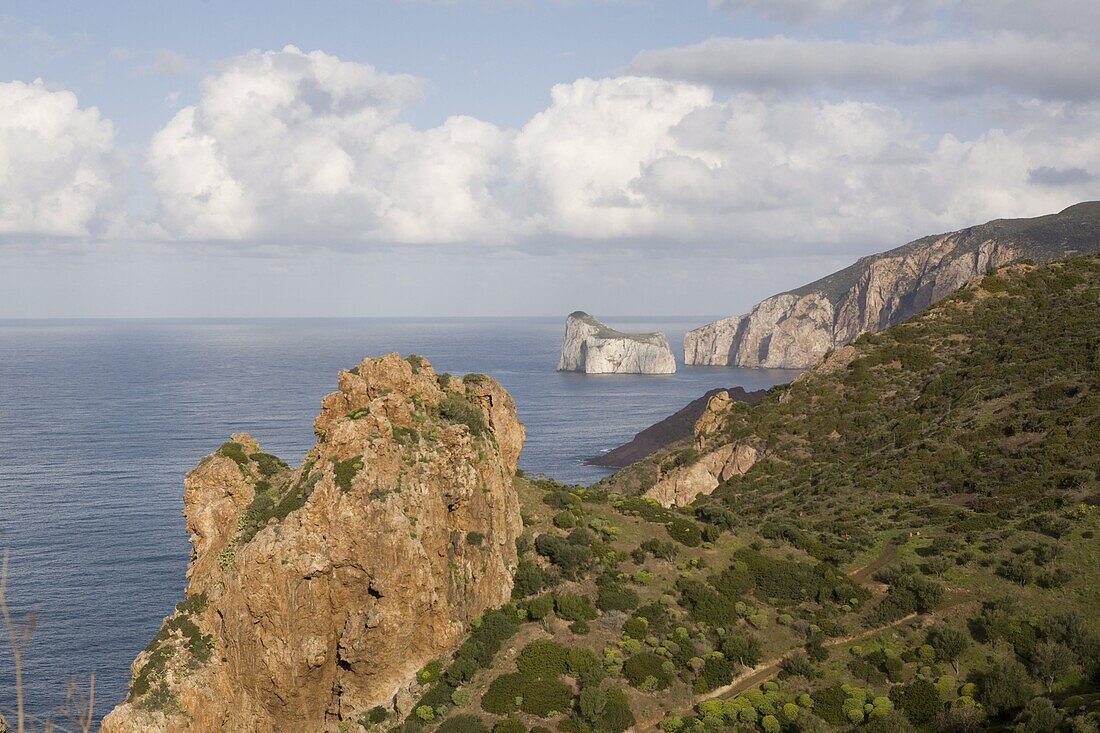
[{"x1": 631, "y1": 544, "x2": 970, "y2": 731}]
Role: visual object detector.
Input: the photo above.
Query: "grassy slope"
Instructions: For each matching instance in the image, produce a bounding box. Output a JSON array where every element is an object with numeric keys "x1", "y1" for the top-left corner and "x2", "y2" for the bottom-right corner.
[{"x1": 384, "y1": 257, "x2": 1100, "y2": 733}]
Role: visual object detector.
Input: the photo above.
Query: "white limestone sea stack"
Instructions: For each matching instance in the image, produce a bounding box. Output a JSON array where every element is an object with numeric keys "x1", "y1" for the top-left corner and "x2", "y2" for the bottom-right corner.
[{"x1": 557, "y1": 311, "x2": 676, "y2": 374}]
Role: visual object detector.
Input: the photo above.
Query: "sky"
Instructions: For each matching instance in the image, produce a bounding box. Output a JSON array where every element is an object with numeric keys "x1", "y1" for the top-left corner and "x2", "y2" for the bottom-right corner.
[{"x1": 1, "y1": 0, "x2": 1098, "y2": 318}]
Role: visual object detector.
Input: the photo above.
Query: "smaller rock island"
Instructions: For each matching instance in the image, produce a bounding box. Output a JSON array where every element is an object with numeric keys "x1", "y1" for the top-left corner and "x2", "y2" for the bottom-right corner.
[{"x1": 557, "y1": 311, "x2": 676, "y2": 374}]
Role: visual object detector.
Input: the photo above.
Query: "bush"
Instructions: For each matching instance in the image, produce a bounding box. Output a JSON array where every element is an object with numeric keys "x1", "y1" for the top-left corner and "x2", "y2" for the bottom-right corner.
[
  {"x1": 523, "y1": 594, "x2": 554, "y2": 621},
  {"x1": 597, "y1": 586, "x2": 639, "y2": 613},
  {"x1": 978, "y1": 656, "x2": 1034, "y2": 717},
  {"x1": 535, "y1": 534, "x2": 592, "y2": 579},
  {"x1": 333, "y1": 455, "x2": 364, "y2": 493},
  {"x1": 889, "y1": 679, "x2": 940, "y2": 726},
  {"x1": 567, "y1": 646, "x2": 606, "y2": 688},
  {"x1": 596, "y1": 688, "x2": 635, "y2": 733},
  {"x1": 555, "y1": 593, "x2": 598, "y2": 623},
  {"x1": 493, "y1": 719, "x2": 527, "y2": 733},
  {"x1": 437, "y1": 716, "x2": 491, "y2": 733},
  {"x1": 519, "y1": 678, "x2": 574, "y2": 717},
  {"x1": 666, "y1": 517, "x2": 703, "y2": 547},
  {"x1": 516, "y1": 640, "x2": 569, "y2": 678},
  {"x1": 216, "y1": 441, "x2": 250, "y2": 469},
  {"x1": 779, "y1": 653, "x2": 816, "y2": 679},
  {"x1": 440, "y1": 393, "x2": 488, "y2": 436},
  {"x1": 250, "y1": 451, "x2": 287, "y2": 476},
  {"x1": 511, "y1": 558, "x2": 549, "y2": 599},
  {"x1": 622, "y1": 653, "x2": 672, "y2": 690},
  {"x1": 481, "y1": 673, "x2": 525, "y2": 714},
  {"x1": 701, "y1": 654, "x2": 733, "y2": 690},
  {"x1": 720, "y1": 632, "x2": 762, "y2": 668}
]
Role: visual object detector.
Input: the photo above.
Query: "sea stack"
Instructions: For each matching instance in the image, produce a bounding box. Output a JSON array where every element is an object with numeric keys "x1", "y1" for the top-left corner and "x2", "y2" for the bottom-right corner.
[{"x1": 557, "y1": 311, "x2": 676, "y2": 374}]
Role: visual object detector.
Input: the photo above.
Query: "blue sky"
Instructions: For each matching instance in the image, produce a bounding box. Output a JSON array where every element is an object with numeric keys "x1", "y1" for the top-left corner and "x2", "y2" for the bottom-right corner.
[{"x1": 1, "y1": 0, "x2": 1098, "y2": 317}]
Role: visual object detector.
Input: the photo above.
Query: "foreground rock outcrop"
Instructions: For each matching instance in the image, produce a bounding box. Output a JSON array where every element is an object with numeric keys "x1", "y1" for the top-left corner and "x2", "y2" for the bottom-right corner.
[
  {"x1": 685, "y1": 202, "x2": 1100, "y2": 368},
  {"x1": 102, "y1": 354, "x2": 524, "y2": 733},
  {"x1": 558, "y1": 311, "x2": 676, "y2": 374}
]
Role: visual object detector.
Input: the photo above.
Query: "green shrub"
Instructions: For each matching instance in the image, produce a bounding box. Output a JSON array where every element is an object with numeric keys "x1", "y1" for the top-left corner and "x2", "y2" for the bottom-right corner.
[
  {"x1": 597, "y1": 586, "x2": 639, "y2": 613},
  {"x1": 555, "y1": 593, "x2": 598, "y2": 623},
  {"x1": 493, "y1": 718, "x2": 527, "y2": 733},
  {"x1": 437, "y1": 715, "x2": 490, "y2": 733},
  {"x1": 481, "y1": 673, "x2": 525, "y2": 714},
  {"x1": 440, "y1": 393, "x2": 488, "y2": 436},
  {"x1": 333, "y1": 455, "x2": 364, "y2": 493},
  {"x1": 216, "y1": 441, "x2": 250, "y2": 469},
  {"x1": 567, "y1": 646, "x2": 606, "y2": 688},
  {"x1": 666, "y1": 517, "x2": 703, "y2": 547},
  {"x1": 249, "y1": 452, "x2": 287, "y2": 477},
  {"x1": 622, "y1": 653, "x2": 672, "y2": 690},
  {"x1": 516, "y1": 640, "x2": 569, "y2": 678},
  {"x1": 512, "y1": 558, "x2": 549, "y2": 599},
  {"x1": 519, "y1": 678, "x2": 574, "y2": 717},
  {"x1": 889, "y1": 679, "x2": 941, "y2": 726},
  {"x1": 523, "y1": 594, "x2": 554, "y2": 621},
  {"x1": 596, "y1": 688, "x2": 635, "y2": 733}
]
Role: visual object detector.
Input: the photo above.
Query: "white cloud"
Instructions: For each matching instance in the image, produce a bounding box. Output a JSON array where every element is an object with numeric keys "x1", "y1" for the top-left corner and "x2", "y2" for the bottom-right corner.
[
  {"x1": 514, "y1": 76, "x2": 714, "y2": 238},
  {"x1": 143, "y1": 46, "x2": 1100, "y2": 252},
  {"x1": 148, "y1": 45, "x2": 517, "y2": 243},
  {"x1": 0, "y1": 80, "x2": 119, "y2": 239},
  {"x1": 629, "y1": 35, "x2": 1100, "y2": 101}
]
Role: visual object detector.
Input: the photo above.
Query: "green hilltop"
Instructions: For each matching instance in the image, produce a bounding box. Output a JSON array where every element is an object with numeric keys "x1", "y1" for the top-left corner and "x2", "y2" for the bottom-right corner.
[{"x1": 385, "y1": 256, "x2": 1100, "y2": 733}]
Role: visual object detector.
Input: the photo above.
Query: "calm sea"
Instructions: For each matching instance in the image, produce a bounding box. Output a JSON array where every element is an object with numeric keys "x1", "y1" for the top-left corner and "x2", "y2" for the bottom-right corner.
[{"x1": 0, "y1": 318, "x2": 797, "y2": 722}]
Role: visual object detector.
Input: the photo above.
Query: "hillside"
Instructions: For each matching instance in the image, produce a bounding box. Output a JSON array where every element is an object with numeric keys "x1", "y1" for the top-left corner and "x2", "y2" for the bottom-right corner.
[
  {"x1": 684, "y1": 202, "x2": 1100, "y2": 369},
  {"x1": 391, "y1": 257, "x2": 1100, "y2": 733}
]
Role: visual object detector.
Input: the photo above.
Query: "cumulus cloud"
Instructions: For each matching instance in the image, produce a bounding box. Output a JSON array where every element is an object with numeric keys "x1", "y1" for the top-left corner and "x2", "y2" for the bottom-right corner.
[
  {"x1": 629, "y1": 35, "x2": 1100, "y2": 101},
  {"x1": 0, "y1": 79, "x2": 119, "y2": 239},
  {"x1": 145, "y1": 48, "x2": 1100, "y2": 252},
  {"x1": 148, "y1": 45, "x2": 519, "y2": 243}
]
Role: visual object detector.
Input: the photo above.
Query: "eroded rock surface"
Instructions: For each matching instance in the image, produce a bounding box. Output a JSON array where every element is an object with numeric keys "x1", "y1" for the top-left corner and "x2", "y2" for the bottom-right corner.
[
  {"x1": 685, "y1": 202, "x2": 1100, "y2": 368},
  {"x1": 642, "y1": 391, "x2": 761, "y2": 507},
  {"x1": 558, "y1": 311, "x2": 676, "y2": 374},
  {"x1": 102, "y1": 354, "x2": 524, "y2": 733}
]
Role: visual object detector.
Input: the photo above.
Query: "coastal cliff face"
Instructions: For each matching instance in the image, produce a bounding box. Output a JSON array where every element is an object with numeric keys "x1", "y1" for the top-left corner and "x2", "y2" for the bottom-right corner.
[
  {"x1": 101, "y1": 354, "x2": 524, "y2": 733},
  {"x1": 685, "y1": 202, "x2": 1100, "y2": 369},
  {"x1": 558, "y1": 311, "x2": 676, "y2": 374}
]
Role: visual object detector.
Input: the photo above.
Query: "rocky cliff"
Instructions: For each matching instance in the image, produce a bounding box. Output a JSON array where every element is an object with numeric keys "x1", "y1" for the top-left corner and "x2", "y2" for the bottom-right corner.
[
  {"x1": 585, "y1": 387, "x2": 765, "y2": 468},
  {"x1": 685, "y1": 201, "x2": 1100, "y2": 369},
  {"x1": 558, "y1": 311, "x2": 676, "y2": 374},
  {"x1": 101, "y1": 354, "x2": 524, "y2": 733},
  {"x1": 642, "y1": 390, "x2": 761, "y2": 507}
]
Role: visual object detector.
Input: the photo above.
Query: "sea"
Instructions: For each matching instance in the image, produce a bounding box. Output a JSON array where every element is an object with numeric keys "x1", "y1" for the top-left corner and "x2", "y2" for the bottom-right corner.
[{"x1": 0, "y1": 317, "x2": 798, "y2": 722}]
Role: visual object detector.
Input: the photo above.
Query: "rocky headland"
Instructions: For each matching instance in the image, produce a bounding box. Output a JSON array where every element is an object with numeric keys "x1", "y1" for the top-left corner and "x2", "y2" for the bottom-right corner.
[
  {"x1": 557, "y1": 311, "x2": 676, "y2": 374},
  {"x1": 685, "y1": 202, "x2": 1100, "y2": 369},
  {"x1": 101, "y1": 354, "x2": 524, "y2": 733},
  {"x1": 585, "y1": 386, "x2": 765, "y2": 468}
]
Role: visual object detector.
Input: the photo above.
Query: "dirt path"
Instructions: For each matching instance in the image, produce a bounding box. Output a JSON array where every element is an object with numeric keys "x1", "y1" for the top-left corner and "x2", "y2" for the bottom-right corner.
[
  {"x1": 631, "y1": 545, "x2": 969, "y2": 731},
  {"x1": 847, "y1": 542, "x2": 899, "y2": 588}
]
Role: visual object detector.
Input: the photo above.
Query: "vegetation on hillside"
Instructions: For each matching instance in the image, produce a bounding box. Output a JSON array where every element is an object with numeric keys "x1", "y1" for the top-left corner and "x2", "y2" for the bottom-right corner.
[{"x1": 380, "y1": 257, "x2": 1100, "y2": 733}]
